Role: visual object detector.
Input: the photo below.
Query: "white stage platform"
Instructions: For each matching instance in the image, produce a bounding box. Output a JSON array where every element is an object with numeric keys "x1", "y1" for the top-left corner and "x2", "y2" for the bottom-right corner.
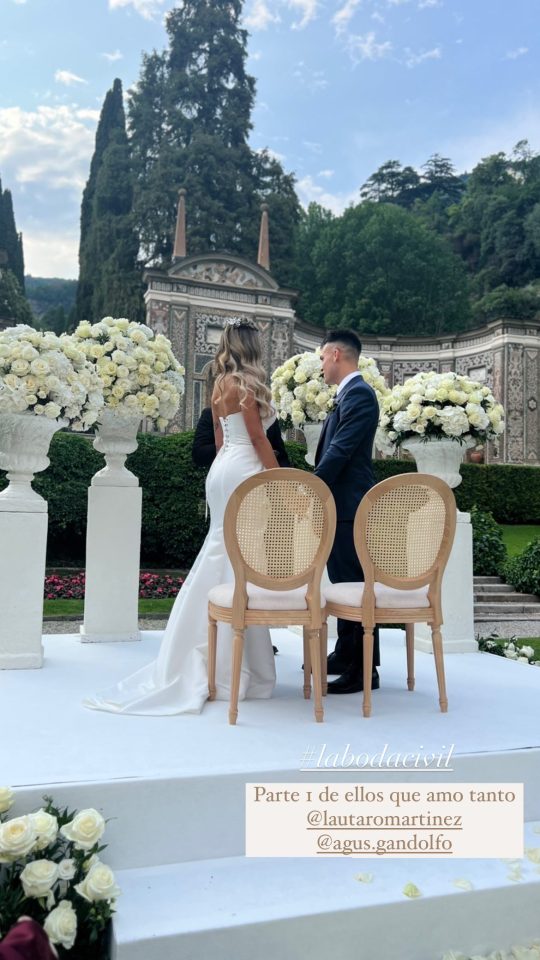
[{"x1": 4, "y1": 628, "x2": 540, "y2": 960}]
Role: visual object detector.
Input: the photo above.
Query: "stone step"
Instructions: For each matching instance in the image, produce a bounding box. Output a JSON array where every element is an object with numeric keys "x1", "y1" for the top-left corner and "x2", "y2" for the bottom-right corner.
[
  {"x1": 475, "y1": 602, "x2": 540, "y2": 616},
  {"x1": 113, "y1": 830, "x2": 540, "y2": 960},
  {"x1": 474, "y1": 576, "x2": 503, "y2": 584},
  {"x1": 474, "y1": 592, "x2": 540, "y2": 604},
  {"x1": 475, "y1": 611, "x2": 540, "y2": 622},
  {"x1": 474, "y1": 583, "x2": 518, "y2": 594}
]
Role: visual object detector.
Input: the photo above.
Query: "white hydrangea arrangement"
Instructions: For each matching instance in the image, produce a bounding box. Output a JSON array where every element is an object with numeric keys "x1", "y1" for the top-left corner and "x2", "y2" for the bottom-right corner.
[
  {"x1": 375, "y1": 371, "x2": 505, "y2": 455},
  {"x1": 0, "y1": 788, "x2": 120, "y2": 953},
  {"x1": 0, "y1": 325, "x2": 104, "y2": 431},
  {"x1": 70, "y1": 317, "x2": 185, "y2": 430},
  {"x1": 271, "y1": 351, "x2": 389, "y2": 429}
]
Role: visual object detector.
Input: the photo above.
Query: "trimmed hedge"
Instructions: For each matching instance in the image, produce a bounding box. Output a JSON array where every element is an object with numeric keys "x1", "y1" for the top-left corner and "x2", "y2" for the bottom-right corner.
[
  {"x1": 504, "y1": 538, "x2": 540, "y2": 596},
  {"x1": 1, "y1": 432, "x2": 539, "y2": 567},
  {"x1": 470, "y1": 506, "x2": 507, "y2": 576}
]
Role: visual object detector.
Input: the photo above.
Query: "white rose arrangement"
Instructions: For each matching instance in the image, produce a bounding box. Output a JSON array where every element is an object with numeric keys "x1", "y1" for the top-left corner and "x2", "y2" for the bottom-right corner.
[
  {"x1": 375, "y1": 371, "x2": 505, "y2": 455},
  {"x1": 271, "y1": 351, "x2": 389, "y2": 429},
  {"x1": 69, "y1": 316, "x2": 185, "y2": 430},
  {"x1": 0, "y1": 793, "x2": 120, "y2": 954},
  {"x1": 0, "y1": 325, "x2": 104, "y2": 431}
]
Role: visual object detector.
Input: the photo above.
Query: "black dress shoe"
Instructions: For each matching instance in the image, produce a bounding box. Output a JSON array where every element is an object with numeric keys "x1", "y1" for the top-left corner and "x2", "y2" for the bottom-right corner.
[
  {"x1": 326, "y1": 650, "x2": 353, "y2": 675},
  {"x1": 327, "y1": 667, "x2": 380, "y2": 695}
]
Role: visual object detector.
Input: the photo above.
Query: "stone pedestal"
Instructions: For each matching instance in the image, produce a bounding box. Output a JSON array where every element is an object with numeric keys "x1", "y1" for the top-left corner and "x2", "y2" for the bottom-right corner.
[
  {"x1": 0, "y1": 411, "x2": 65, "y2": 669},
  {"x1": 81, "y1": 486, "x2": 142, "y2": 643},
  {"x1": 0, "y1": 506, "x2": 46, "y2": 668},
  {"x1": 415, "y1": 510, "x2": 477, "y2": 654},
  {"x1": 81, "y1": 413, "x2": 142, "y2": 643}
]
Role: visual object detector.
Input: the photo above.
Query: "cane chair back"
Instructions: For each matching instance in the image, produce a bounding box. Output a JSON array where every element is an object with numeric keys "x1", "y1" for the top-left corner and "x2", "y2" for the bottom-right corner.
[
  {"x1": 209, "y1": 468, "x2": 336, "y2": 724},
  {"x1": 325, "y1": 473, "x2": 456, "y2": 718}
]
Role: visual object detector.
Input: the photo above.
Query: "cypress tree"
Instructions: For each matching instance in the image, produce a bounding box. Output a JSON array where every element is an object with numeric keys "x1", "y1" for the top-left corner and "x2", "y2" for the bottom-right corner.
[
  {"x1": 0, "y1": 178, "x2": 25, "y2": 290},
  {"x1": 76, "y1": 79, "x2": 143, "y2": 323}
]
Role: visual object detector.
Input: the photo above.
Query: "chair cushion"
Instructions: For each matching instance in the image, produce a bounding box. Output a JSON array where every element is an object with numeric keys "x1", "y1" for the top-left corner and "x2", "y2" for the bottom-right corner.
[
  {"x1": 208, "y1": 582, "x2": 324, "y2": 611},
  {"x1": 325, "y1": 582, "x2": 430, "y2": 609}
]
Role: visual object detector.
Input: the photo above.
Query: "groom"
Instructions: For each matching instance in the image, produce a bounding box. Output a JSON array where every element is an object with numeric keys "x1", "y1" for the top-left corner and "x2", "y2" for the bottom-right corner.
[{"x1": 314, "y1": 329, "x2": 381, "y2": 694}]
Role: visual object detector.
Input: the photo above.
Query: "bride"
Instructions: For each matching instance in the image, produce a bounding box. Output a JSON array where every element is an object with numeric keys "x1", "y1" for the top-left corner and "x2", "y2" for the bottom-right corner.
[{"x1": 84, "y1": 319, "x2": 279, "y2": 715}]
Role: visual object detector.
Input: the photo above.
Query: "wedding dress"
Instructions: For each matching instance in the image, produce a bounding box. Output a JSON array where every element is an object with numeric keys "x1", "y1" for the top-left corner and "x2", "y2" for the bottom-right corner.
[{"x1": 83, "y1": 412, "x2": 277, "y2": 715}]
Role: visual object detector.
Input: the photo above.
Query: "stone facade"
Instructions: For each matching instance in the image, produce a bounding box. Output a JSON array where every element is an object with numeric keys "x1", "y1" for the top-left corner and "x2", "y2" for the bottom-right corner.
[{"x1": 145, "y1": 253, "x2": 540, "y2": 465}]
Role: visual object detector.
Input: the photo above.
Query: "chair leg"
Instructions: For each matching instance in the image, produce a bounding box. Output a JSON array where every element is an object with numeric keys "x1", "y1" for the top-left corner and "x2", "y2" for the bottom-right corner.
[
  {"x1": 431, "y1": 624, "x2": 448, "y2": 713},
  {"x1": 362, "y1": 627, "x2": 374, "y2": 718},
  {"x1": 308, "y1": 628, "x2": 324, "y2": 723},
  {"x1": 303, "y1": 626, "x2": 312, "y2": 700},
  {"x1": 229, "y1": 628, "x2": 244, "y2": 725},
  {"x1": 208, "y1": 616, "x2": 217, "y2": 701},
  {"x1": 405, "y1": 623, "x2": 415, "y2": 691},
  {"x1": 320, "y1": 621, "x2": 328, "y2": 697}
]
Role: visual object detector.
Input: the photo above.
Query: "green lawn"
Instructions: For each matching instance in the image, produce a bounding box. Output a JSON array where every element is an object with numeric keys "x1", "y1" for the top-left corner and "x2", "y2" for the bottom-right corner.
[
  {"x1": 500, "y1": 525, "x2": 540, "y2": 557},
  {"x1": 44, "y1": 598, "x2": 175, "y2": 617}
]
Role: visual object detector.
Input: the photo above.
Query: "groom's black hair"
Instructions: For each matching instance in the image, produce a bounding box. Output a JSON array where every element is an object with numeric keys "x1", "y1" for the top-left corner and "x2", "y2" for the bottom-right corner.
[{"x1": 321, "y1": 329, "x2": 362, "y2": 360}]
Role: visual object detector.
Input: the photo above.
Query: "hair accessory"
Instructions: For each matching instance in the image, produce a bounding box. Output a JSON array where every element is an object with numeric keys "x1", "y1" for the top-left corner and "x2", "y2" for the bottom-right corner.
[{"x1": 225, "y1": 316, "x2": 258, "y2": 329}]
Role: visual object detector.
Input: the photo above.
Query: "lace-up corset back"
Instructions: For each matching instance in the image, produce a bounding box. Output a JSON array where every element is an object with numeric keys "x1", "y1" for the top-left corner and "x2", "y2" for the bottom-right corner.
[{"x1": 219, "y1": 410, "x2": 276, "y2": 449}]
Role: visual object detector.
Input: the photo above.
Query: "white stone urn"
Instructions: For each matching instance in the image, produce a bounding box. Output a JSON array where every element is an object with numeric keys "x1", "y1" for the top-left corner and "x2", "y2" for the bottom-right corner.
[
  {"x1": 302, "y1": 422, "x2": 324, "y2": 466},
  {"x1": 0, "y1": 411, "x2": 67, "y2": 512},
  {"x1": 92, "y1": 409, "x2": 142, "y2": 487},
  {"x1": 401, "y1": 436, "x2": 475, "y2": 488}
]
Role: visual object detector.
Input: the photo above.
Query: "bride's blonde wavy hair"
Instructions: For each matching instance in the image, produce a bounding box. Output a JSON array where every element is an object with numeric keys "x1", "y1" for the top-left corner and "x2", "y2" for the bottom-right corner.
[{"x1": 212, "y1": 321, "x2": 273, "y2": 419}]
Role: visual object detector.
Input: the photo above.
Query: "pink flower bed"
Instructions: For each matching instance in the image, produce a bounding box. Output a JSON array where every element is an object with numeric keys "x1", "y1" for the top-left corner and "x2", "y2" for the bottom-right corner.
[{"x1": 44, "y1": 572, "x2": 184, "y2": 600}]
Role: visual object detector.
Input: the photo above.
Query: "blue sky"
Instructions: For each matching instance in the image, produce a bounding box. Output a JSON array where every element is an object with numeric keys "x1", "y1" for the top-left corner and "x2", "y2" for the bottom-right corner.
[{"x1": 1, "y1": 0, "x2": 538, "y2": 278}]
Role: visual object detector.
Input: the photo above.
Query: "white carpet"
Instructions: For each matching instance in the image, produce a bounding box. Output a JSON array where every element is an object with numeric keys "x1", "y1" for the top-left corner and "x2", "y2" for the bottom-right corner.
[{"x1": 3, "y1": 629, "x2": 540, "y2": 788}]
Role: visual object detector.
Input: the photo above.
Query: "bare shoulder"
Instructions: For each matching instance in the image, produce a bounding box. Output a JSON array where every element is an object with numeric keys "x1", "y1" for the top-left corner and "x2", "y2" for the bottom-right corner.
[{"x1": 212, "y1": 375, "x2": 241, "y2": 417}]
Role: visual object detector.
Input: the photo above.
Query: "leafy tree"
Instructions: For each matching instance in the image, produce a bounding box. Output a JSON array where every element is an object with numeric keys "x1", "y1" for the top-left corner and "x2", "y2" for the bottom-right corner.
[
  {"x1": 76, "y1": 79, "x2": 143, "y2": 323},
  {"x1": 0, "y1": 178, "x2": 25, "y2": 290},
  {"x1": 128, "y1": 1, "x2": 299, "y2": 284},
  {"x1": 0, "y1": 267, "x2": 34, "y2": 326},
  {"x1": 360, "y1": 160, "x2": 420, "y2": 207},
  {"x1": 296, "y1": 202, "x2": 471, "y2": 336}
]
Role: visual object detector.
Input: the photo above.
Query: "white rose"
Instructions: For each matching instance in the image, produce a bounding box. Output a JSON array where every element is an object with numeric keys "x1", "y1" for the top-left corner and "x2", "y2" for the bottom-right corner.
[
  {"x1": 43, "y1": 402, "x2": 62, "y2": 419},
  {"x1": 75, "y1": 860, "x2": 121, "y2": 902},
  {"x1": 20, "y1": 858, "x2": 59, "y2": 898},
  {"x1": 30, "y1": 358, "x2": 50, "y2": 376},
  {"x1": 58, "y1": 857, "x2": 77, "y2": 880},
  {"x1": 44, "y1": 900, "x2": 78, "y2": 950},
  {"x1": 0, "y1": 815, "x2": 37, "y2": 861},
  {"x1": 0, "y1": 786, "x2": 14, "y2": 814},
  {"x1": 31, "y1": 810, "x2": 58, "y2": 850},
  {"x1": 504, "y1": 648, "x2": 518, "y2": 660},
  {"x1": 520, "y1": 646, "x2": 534, "y2": 659},
  {"x1": 60, "y1": 808, "x2": 105, "y2": 850}
]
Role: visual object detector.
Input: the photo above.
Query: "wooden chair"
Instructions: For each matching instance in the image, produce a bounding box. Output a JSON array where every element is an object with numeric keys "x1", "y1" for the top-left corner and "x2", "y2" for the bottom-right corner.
[
  {"x1": 207, "y1": 468, "x2": 336, "y2": 724},
  {"x1": 324, "y1": 473, "x2": 457, "y2": 718}
]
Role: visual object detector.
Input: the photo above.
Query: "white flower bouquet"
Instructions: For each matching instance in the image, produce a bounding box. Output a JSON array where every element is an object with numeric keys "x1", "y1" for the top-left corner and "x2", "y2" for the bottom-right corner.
[
  {"x1": 0, "y1": 326, "x2": 104, "y2": 431},
  {"x1": 375, "y1": 371, "x2": 505, "y2": 455},
  {"x1": 271, "y1": 351, "x2": 389, "y2": 429},
  {"x1": 0, "y1": 788, "x2": 120, "y2": 957},
  {"x1": 69, "y1": 317, "x2": 185, "y2": 430}
]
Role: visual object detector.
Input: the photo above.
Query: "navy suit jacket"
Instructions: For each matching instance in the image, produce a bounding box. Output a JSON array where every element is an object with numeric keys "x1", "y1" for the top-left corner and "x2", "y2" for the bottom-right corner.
[{"x1": 314, "y1": 375, "x2": 379, "y2": 522}]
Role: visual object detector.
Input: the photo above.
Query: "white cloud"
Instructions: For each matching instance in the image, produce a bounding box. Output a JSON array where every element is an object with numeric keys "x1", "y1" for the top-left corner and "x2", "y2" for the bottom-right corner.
[
  {"x1": 294, "y1": 62, "x2": 328, "y2": 90},
  {"x1": 24, "y1": 229, "x2": 80, "y2": 279},
  {"x1": 10, "y1": 0, "x2": 27, "y2": 4},
  {"x1": 54, "y1": 70, "x2": 88, "y2": 86},
  {"x1": 404, "y1": 46, "x2": 441, "y2": 67},
  {"x1": 102, "y1": 49, "x2": 124, "y2": 62},
  {"x1": 347, "y1": 31, "x2": 392, "y2": 62},
  {"x1": 318, "y1": 169, "x2": 334, "y2": 178},
  {"x1": 248, "y1": 50, "x2": 263, "y2": 60},
  {"x1": 108, "y1": 0, "x2": 166, "y2": 20},
  {"x1": 244, "y1": 0, "x2": 280, "y2": 30},
  {"x1": 505, "y1": 46, "x2": 528, "y2": 60},
  {"x1": 287, "y1": 0, "x2": 319, "y2": 29},
  {"x1": 332, "y1": 0, "x2": 362, "y2": 35},
  {"x1": 0, "y1": 104, "x2": 97, "y2": 192},
  {"x1": 296, "y1": 174, "x2": 358, "y2": 213},
  {"x1": 371, "y1": 10, "x2": 385, "y2": 22},
  {"x1": 418, "y1": 0, "x2": 442, "y2": 7}
]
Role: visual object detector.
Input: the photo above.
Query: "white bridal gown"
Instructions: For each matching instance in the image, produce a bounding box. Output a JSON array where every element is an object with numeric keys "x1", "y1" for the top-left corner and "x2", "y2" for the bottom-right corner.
[{"x1": 83, "y1": 412, "x2": 277, "y2": 715}]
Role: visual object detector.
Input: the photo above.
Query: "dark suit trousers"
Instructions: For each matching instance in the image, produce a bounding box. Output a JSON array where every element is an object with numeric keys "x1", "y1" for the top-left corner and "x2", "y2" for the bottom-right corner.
[{"x1": 327, "y1": 521, "x2": 380, "y2": 667}]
